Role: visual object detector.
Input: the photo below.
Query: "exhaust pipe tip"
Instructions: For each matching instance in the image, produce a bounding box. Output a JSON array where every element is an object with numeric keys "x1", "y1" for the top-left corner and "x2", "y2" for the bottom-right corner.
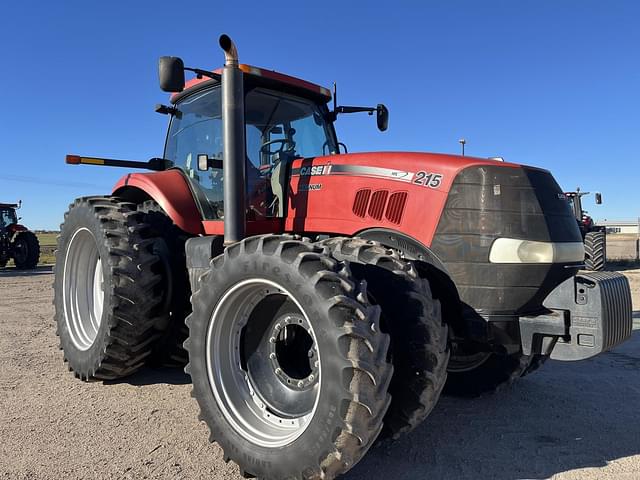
[{"x1": 219, "y1": 34, "x2": 238, "y2": 66}]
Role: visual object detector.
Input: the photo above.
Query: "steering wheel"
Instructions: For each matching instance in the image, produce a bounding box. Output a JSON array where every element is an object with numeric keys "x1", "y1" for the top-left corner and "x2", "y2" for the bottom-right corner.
[{"x1": 260, "y1": 139, "x2": 296, "y2": 156}]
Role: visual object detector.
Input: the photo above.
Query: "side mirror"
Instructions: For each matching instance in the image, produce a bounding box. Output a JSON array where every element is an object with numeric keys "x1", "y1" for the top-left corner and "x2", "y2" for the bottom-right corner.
[
  {"x1": 595, "y1": 192, "x2": 602, "y2": 204},
  {"x1": 197, "y1": 154, "x2": 209, "y2": 171},
  {"x1": 197, "y1": 153, "x2": 223, "y2": 171},
  {"x1": 158, "y1": 56, "x2": 185, "y2": 92},
  {"x1": 376, "y1": 104, "x2": 389, "y2": 132}
]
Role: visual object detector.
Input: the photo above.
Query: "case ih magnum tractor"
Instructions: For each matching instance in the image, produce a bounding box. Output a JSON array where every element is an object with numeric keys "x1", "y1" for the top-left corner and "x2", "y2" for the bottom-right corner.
[
  {"x1": 565, "y1": 187, "x2": 606, "y2": 271},
  {"x1": 0, "y1": 202, "x2": 40, "y2": 269},
  {"x1": 54, "y1": 36, "x2": 632, "y2": 479}
]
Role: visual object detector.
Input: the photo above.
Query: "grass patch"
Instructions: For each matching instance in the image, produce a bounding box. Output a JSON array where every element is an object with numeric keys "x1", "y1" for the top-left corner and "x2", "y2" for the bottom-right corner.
[{"x1": 37, "y1": 232, "x2": 57, "y2": 265}]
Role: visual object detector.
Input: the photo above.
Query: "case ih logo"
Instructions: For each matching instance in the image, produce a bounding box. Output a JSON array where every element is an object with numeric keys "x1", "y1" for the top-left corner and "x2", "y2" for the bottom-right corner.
[{"x1": 298, "y1": 165, "x2": 332, "y2": 176}]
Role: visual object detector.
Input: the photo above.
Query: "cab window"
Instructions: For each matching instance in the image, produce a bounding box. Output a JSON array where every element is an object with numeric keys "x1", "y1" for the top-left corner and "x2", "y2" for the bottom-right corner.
[{"x1": 165, "y1": 85, "x2": 337, "y2": 221}]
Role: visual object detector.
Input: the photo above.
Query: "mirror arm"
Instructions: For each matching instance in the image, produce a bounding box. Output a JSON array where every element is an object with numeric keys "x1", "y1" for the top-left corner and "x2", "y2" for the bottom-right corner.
[
  {"x1": 155, "y1": 104, "x2": 179, "y2": 116},
  {"x1": 184, "y1": 67, "x2": 221, "y2": 81},
  {"x1": 334, "y1": 105, "x2": 376, "y2": 115}
]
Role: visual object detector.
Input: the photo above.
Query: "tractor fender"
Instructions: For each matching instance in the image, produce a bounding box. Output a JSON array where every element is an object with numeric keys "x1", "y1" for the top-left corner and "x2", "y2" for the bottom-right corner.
[
  {"x1": 8, "y1": 224, "x2": 28, "y2": 234},
  {"x1": 356, "y1": 227, "x2": 449, "y2": 274},
  {"x1": 112, "y1": 170, "x2": 204, "y2": 235},
  {"x1": 356, "y1": 227, "x2": 465, "y2": 334}
]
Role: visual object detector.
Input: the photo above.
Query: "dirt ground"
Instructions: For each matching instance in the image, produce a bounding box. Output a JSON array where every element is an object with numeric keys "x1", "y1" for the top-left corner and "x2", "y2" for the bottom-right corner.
[{"x1": 1, "y1": 268, "x2": 639, "y2": 480}]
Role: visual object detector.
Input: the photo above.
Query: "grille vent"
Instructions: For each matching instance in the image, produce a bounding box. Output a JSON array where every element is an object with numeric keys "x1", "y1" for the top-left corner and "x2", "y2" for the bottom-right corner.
[
  {"x1": 386, "y1": 192, "x2": 408, "y2": 224},
  {"x1": 352, "y1": 189, "x2": 407, "y2": 224},
  {"x1": 353, "y1": 189, "x2": 371, "y2": 218},
  {"x1": 368, "y1": 190, "x2": 389, "y2": 220}
]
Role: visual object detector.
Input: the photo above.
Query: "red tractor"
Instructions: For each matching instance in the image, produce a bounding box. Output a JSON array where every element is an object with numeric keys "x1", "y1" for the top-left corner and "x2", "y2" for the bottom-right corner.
[
  {"x1": 54, "y1": 36, "x2": 632, "y2": 479},
  {"x1": 564, "y1": 187, "x2": 606, "y2": 271},
  {"x1": 0, "y1": 201, "x2": 40, "y2": 269}
]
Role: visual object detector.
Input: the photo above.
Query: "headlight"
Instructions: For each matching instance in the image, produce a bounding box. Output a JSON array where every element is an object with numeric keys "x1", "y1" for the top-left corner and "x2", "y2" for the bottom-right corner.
[{"x1": 489, "y1": 238, "x2": 585, "y2": 264}]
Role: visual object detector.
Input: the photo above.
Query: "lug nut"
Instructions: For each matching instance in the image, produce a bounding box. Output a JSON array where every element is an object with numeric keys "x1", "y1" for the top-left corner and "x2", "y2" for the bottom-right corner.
[
  {"x1": 269, "y1": 353, "x2": 276, "y2": 360},
  {"x1": 275, "y1": 368, "x2": 282, "y2": 375},
  {"x1": 297, "y1": 381, "x2": 304, "y2": 387}
]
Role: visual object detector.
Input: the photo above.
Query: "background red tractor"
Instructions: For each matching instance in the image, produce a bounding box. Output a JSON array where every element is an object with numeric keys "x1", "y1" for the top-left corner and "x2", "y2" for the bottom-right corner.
[
  {"x1": 54, "y1": 35, "x2": 632, "y2": 479},
  {"x1": 0, "y1": 201, "x2": 40, "y2": 269},
  {"x1": 564, "y1": 187, "x2": 606, "y2": 271}
]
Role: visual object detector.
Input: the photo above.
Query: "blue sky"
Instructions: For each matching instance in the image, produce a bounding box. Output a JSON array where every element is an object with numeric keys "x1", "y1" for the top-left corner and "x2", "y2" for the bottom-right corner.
[{"x1": 1, "y1": 1, "x2": 638, "y2": 229}]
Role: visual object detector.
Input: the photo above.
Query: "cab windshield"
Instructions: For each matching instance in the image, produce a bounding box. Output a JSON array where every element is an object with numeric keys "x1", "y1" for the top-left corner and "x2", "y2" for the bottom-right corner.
[
  {"x1": 0, "y1": 208, "x2": 17, "y2": 228},
  {"x1": 164, "y1": 86, "x2": 336, "y2": 220}
]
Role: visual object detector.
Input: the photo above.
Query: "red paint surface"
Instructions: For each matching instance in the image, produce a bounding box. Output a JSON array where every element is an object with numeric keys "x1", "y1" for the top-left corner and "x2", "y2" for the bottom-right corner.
[
  {"x1": 8, "y1": 224, "x2": 27, "y2": 234},
  {"x1": 203, "y1": 219, "x2": 284, "y2": 236},
  {"x1": 109, "y1": 152, "x2": 523, "y2": 248},
  {"x1": 112, "y1": 170, "x2": 204, "y2": 235},
  {"x1": 171, "y1": 64, "x2": 331, "y2": 103},
  {"x1": 285, "y1": 152, "x2": 521, "y2": 246}
]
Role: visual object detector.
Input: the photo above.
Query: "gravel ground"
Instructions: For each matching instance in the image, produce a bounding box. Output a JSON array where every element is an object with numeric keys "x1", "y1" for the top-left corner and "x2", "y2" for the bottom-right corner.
[{"x1": 0, "y1": 267, "x2": 639, "y2": 480}]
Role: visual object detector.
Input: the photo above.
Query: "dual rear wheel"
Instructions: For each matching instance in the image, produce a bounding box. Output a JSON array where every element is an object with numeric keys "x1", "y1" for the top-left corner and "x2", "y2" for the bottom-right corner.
[
  {"x1": 53, "y1": 196, "x2": 182, "y2": 379},
  {"x1": 186, "y1": 236, "x2": 393, "y2": 479}
]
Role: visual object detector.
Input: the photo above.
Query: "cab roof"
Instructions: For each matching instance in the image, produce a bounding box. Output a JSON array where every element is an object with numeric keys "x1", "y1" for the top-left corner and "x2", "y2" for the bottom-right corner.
[
  {"x1": 171, "y1": 64, "x2": 332, "y2": 105},
  {"x1": 0, "y1": 203, "x2": 18, "y2": 209}
]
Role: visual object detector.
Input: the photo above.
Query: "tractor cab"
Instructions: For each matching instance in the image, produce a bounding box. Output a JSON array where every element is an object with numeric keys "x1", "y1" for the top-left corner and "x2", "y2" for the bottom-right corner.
[
  {"x1": 0, "y1": 204, "x2": 18, "y2": 230},
  {"x1": 163, "y1": 71, "x2": 339, "y2": 222}
]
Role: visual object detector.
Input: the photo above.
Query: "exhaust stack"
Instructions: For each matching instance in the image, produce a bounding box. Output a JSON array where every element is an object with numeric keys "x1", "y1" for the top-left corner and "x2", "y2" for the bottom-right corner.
[{"x1": 219, "y1": 34, "x2": 246, "y2": 245}]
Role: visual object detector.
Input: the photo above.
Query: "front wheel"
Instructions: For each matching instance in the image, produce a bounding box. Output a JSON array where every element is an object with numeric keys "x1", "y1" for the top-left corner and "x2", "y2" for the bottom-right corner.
[
  {"x1": 185, "y1": 235, "x2": 393, "y2": 480},
  {"x1": 12, "y1": 231, "x2": 40, "y2": 269},
  {"x1": 320, "y1": 237, "x2": 449, "y2": 440}
]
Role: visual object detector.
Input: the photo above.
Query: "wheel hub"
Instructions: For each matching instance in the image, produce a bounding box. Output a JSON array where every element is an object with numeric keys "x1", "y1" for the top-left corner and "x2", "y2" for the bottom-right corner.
[
  {"x1": 269, "y1": 315, "x2": 319, "y2": 391},
  {"x1": 206, "y1": 279, "x2": 321, "y2": 447}
]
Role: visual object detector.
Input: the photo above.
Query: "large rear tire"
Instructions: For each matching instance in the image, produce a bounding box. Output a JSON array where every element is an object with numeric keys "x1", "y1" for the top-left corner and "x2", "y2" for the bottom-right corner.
[
  {"x1": 185, "y1": 235, "x2": 393, "y2": 480},
  {"x1": 12, "y1": 231, "x2": 40, "y2": 269},
  {"x1": 54, "y1": 196, "x2": 170, "y2": 380},
  {"x1": 320, "y1": 237, "x2": 449, "y2": 440},
  {"x1": 136, "y1": 200, "x2": 192, "y2": 368},
  {"x1": 584, "y1": 230, "x2": 606, "y2": 271}
]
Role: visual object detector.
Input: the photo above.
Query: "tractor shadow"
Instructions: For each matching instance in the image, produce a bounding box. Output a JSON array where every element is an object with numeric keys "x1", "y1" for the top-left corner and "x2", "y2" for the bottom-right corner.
[
  {"x1": 0, "y1": 265, "x2": 53, "y2": 277},
  {"x1": 345, "y1": 327, "x2": 640, "y2": 480},
  {"x1": 104, "y1": 366, "x2": 191, "y2": 386}
]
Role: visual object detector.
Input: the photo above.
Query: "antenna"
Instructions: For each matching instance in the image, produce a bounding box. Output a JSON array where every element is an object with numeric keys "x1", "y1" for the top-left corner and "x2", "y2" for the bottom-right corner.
[
  {"x1": 459, "y1": 138, "x2": 466, "y2": 156},
  {"x1": 333, "y1": 82, "x2": 337, "y2": 113}
]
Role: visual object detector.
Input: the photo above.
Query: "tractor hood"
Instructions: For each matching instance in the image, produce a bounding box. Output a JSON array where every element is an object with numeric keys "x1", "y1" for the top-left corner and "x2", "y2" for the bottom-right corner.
[
  {"x1": 291, "y1": 151, "x2": 529, "y2": 197},
  {"x1": 287, "y1": 150, "x2": 583, "y2": 315}
]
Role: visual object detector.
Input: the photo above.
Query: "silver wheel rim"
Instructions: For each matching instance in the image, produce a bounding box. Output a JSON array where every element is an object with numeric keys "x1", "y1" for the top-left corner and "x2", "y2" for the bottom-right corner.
[
  {"x1": 206, "y1": 279, "x2": 320, "y2": 448},
  {"x1": 63, "y1": 228, "x2": 105, "y2": 351}
]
